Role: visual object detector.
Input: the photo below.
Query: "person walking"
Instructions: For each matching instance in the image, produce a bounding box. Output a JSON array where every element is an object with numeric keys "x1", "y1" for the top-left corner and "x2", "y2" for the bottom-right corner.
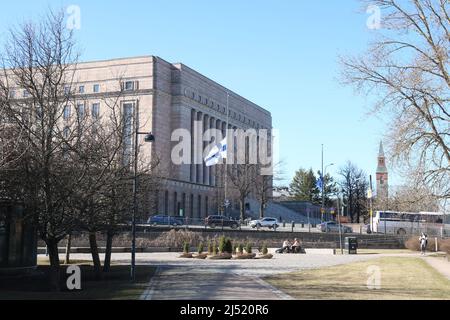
[{"x1": 419, "y1": 233, "x2": 428, "y2": 255}]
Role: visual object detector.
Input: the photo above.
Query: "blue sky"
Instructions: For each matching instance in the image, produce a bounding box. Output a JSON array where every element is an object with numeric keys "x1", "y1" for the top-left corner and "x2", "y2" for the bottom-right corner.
[{"x1": 0, "y1": 0, "x2": 400, "y2": 187}]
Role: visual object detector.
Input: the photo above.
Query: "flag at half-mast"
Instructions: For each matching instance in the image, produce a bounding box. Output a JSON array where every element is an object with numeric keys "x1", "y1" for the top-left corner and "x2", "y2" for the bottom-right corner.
[{"x1": 205, "y1": 137, "x2": 227, "y2": 167}]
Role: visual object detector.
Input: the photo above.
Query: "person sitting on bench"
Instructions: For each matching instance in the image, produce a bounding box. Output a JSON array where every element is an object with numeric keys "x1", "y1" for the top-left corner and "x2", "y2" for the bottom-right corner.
[
  {"x1": 291, "y1": 238, "x2": 301, "y2": 253},
  {"x1": 276, "y1": 240, "x2": 291, "y2": 253}
]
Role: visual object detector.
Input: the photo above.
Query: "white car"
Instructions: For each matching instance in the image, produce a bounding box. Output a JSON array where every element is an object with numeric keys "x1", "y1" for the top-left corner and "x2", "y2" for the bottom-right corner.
[{"x1": 250, "y1": 217, "x2": 279, "y2": 229}]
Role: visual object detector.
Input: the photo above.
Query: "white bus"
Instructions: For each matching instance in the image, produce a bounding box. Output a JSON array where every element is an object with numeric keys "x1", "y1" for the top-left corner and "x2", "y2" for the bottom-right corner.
[{"x1": 371, "y1": 211, "x2": 450, "y2": 236}]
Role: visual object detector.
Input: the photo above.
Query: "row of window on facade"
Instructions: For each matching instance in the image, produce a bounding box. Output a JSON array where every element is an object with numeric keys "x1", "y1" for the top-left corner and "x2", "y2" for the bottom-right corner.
[
  {"x1": 63, "y1": 103, "x2": 100, "y2": 120},
  {"x1": 187, "y1": 89, "x2": 262, "y2": 129},
  {"x1": 9, "y1": 80, "x2": 138, "y2": 99}
]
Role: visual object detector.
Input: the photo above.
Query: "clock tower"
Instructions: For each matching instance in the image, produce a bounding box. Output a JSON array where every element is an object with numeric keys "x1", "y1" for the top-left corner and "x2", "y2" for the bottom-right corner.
[{"x1": 376, "y1": 141, "x2": 388, "y2": 200}]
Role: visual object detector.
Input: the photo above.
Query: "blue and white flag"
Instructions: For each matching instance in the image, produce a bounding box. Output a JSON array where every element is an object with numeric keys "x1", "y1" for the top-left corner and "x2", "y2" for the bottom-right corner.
[
  {"x1": 205, "y1": 137, "x2": 227, "y2": 167},
  {"x1": 316, "y1": 174, "x2": 323, "y2": 190}
]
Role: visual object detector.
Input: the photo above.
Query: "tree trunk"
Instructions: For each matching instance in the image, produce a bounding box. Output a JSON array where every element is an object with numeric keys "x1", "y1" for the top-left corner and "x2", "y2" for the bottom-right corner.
[
  {"x1": 65, "y1": 233, "x2": 72, "y2": 264},
  {"x1": 259, "y1": 201, "x2": 265, "y2": 219},
  {"x1": 46, "y1": 238, "x2": 61, "y2": 292},
  {"x1": 88, "y1": 232, "x2": 103, "y2": 280},
  {"x1": 103, "y1": 230, "x2": 114, "y2": 273},
  {"x1": 240, "y1": 197, "x2": 245, "y2": 221}
]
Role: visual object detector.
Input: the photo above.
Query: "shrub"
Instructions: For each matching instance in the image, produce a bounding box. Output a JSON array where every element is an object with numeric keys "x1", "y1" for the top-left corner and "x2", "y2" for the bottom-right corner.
[
  {"x1": 261, "y1": 243, "x2": 268, "y2": 255},
  {"x1": 238, "y1": 243, "x2": 244, "y2": 254},
  {"x1": 183, "y1": 242, "x2": 190, "y2": 254},
  {"x1": 150, "y1": 229, "x2": 203, "y2": 248},
  {"x1": 245, "y1": 242, "x2": 252, "y2": 254},
  {"x1": 208, "y1": 241, "x2": 213, "y2": 254},
  {"x1": 233, "y1": 243, "x2": 238, "y2": 254},
  {"x1": 441, "y1": 239, "x2": 450, "y2": 255},
  {"x1": 212, "y1": 241, "x2": 218, "y2": 255},
  {"x1": 197, "y1": 242, "x2": 204, "y2": 254},
  {"x1": 218, "y1": 236, "x2": 226, "y2": 253},
  {"x1": 222, "y1": 238, "x2": 233, "y2": 254}
]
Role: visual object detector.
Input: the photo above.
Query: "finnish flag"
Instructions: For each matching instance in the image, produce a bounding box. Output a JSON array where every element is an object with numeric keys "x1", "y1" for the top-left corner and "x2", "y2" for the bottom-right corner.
[{"x1": 205, "y1": 137, "x2": 227, "y2": 167}]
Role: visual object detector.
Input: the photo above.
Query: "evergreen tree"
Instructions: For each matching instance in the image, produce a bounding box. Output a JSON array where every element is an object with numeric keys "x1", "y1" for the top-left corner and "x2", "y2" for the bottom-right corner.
[{"x1": 290, "y1": 168, "x2": 320, "y2": 203}]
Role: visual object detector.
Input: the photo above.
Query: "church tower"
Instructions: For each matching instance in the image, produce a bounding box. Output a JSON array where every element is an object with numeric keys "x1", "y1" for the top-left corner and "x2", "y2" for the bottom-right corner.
[{"x1": 376, "y1": 141, "x2": 388, "y2": 200}]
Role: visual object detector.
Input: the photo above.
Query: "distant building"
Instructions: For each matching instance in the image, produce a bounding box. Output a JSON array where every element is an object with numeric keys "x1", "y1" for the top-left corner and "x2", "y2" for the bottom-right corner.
[{"x1": 376, "y1": 141, "x2": 389, "y2": 201}]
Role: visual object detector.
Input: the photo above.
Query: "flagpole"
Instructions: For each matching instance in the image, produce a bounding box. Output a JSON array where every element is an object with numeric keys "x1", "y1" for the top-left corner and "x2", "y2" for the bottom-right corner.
[
  {"x1": 321, "y1": 144, "x2": 324, "y2": 223},
  {"x1": 224, "y1": 92, "x2": 229, "y2": 216}
]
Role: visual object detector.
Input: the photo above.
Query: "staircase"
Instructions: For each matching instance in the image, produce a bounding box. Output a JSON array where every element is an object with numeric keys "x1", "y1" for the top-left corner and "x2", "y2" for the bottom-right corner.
[{"x1": 246, "y1": 198, "x2": 320, "y2": 224}]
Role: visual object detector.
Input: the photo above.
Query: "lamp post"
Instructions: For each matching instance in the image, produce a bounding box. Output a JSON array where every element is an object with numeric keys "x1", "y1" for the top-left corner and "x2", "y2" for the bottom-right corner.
[
  {"x1": 131, "y1": 100, "x2": 155, "y2": 282},
  {"x1": 321, "y1": 162, "x2": 335, "y2": 222}
]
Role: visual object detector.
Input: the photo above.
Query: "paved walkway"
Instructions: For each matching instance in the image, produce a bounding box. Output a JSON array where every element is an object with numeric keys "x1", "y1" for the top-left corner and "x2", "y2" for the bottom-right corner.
[
  {"x1": 48, "y1": 250, "x2": 450, "y2": 300},
  {"x1": 423, "y1": 256, "x2": 450, "y2": 280},
  {"x1": 130, "y1": 250, "x2": 387, "y2": 300}
]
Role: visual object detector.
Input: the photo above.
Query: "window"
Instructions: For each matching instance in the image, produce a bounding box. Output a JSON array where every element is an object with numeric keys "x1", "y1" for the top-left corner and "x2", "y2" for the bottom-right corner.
[
  {"x1": 63, "y1": 105, "x2": 71, "y2": 120},
  {"x1": 9, "y1": 90, "x2": 15, "y2": 99},
  {"x1": 93, "y1": 84, "x2": 100, "y2": 93},
  {"x1": 124, "y1": 81, "x2": 134, "y2": 91},
  {"x1": 23, "y1": 90, "x2": 30, "y2": 98},
  {"x1": 64, "y1": 86, "x2": 71, "y2": 95},
  {"x1": 92, "y1": 103, "x2": 100, "y2": 118},
  {"x1": 63, "y1": 126, "x2": 70, "y2": 139},
  {"x1": 77, "y1": 103, "x2": 85, "y2": 119},
  {"x1": 79, "y1": 86, "x2": 85, "y2": 94}
]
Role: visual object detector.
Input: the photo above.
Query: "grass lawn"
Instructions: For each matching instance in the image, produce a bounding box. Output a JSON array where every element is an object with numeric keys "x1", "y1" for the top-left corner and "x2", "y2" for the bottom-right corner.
[
  {"x1": 265, "y1": 257, "x2": 450, "y2": 300},
  {"x1": 0, "y1": 263, "x2": 156, "y2": 300}
]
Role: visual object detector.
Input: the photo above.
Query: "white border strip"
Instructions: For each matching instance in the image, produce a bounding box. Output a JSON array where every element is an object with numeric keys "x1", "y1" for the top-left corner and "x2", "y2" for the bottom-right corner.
[{"x1": 140, "y1": 266, "x2": 161, "y2": 300}]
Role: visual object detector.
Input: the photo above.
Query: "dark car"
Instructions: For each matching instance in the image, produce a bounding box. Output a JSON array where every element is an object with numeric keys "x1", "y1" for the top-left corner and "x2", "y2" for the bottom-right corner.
[
  {"x1": 147, "y1": 215, "x2": 183, "y2": 226},
  {"x1": 205, "y1": 215, "x2": 239, "y2": 229}
]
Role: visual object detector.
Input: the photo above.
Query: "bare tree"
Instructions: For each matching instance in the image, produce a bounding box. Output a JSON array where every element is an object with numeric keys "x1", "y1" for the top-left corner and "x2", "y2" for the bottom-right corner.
[
  {"x1": 339, "y1": 161, "x2": 369, "y2": 223},
  {"x1": 341, "y1": 0, "x2": 449, "y2": 200},
  {"x1": 387, "y1": 182, "x2": 440, "y2": 212},
  {"x1": 254, "y1": 162, "x2": 283, "y2": 218},
  {"x1": 0, "y1": 10, "x2": 83, "y2": 290},
  {"x1": 228, "y1": 164, "x2": 258, "y2": 221}
]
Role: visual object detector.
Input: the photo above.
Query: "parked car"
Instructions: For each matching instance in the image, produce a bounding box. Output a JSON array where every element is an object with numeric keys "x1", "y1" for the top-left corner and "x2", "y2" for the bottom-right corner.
[
  {"x1": 205, "y1": 215, "x2": 239, "y2": 229},
  {"x1": 318, "y1": 221, "x2": 352, "y2": 233},
  {"x1": 147, "y1": 215, "x2": 183, "y2": 226},
  {"x1": 249, "y1": 217, "x2": 279, "y2": 229}
]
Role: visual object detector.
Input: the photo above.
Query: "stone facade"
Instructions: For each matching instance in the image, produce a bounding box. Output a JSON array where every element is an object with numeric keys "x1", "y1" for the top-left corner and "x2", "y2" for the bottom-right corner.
[{"x1": 72, "y1": 56, "x2": 272, "y2": 220}]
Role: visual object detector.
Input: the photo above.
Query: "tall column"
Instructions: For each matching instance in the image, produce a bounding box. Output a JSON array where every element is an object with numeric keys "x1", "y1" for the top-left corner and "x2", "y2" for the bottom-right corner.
[
  {"x1": 190, "y1": 109, "x2": 197, "y2": 183},
  {"x1": 196, "y1": 112, "x2": 203, "y2": 184},
  {"x1": 203, "y1": 114, "x2": 209, "y2": 185}
]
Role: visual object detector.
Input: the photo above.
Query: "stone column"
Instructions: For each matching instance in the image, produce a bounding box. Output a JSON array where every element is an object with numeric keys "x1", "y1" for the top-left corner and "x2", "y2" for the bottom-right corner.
[
  {"x1": 203, "y1": 114, "x2": 209, "y2": 185},
  {"x1": 190, "y1": 109, "x2": 197, "y2": 183},
  {"x1": 196, "y1": 112, "x2": 203, "y2": 184}
]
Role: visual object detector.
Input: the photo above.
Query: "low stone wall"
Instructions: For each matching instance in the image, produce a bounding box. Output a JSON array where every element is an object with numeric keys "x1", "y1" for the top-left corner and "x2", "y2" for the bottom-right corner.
[{"x1": 39, "y1": 229, "x2": 405, "y2": 250}]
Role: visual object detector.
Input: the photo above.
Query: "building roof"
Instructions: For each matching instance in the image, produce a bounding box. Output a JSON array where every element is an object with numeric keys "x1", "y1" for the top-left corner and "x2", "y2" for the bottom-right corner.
[{"x1": 378, "y1": 141, "x2": 385, "y2": 157}]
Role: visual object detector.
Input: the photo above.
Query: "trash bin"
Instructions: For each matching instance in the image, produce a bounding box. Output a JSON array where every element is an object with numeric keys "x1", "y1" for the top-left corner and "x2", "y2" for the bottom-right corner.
[{"x1": 345, "y1": 237, "x2": 358, "y2": 254}]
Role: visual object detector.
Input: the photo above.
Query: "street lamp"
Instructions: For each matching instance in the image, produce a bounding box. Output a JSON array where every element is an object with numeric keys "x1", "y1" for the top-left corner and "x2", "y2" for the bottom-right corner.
[
  {"x1": 131, "y1": 101, "x2": 155, "y2": 282},
  {"x1": 321, "y1": 163, "x2": 335, "y2": 222}
]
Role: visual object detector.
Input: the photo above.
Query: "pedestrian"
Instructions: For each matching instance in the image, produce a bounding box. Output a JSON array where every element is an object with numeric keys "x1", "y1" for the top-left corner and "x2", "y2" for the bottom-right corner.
[{"x1": 419, "y1": 232, "x2": 428, "y2": 255}]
